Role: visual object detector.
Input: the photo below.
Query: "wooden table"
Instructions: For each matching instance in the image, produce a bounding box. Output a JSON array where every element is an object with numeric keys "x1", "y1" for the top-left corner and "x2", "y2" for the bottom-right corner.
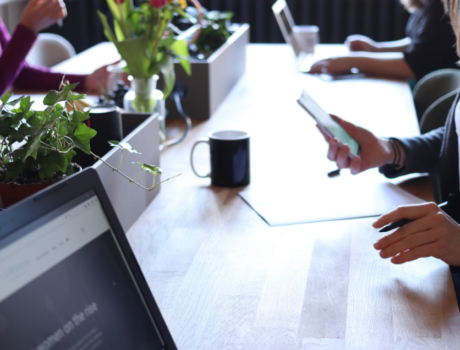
[{"x1": 56, "y1": 43, "x2": 460, "y2": 349}]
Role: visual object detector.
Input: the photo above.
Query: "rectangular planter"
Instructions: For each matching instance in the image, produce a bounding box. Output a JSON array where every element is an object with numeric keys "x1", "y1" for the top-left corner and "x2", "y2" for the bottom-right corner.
[
  {"x1": 93, "y1": 113, "x2": 160, "y2": 232},
  {"x1": 166, "y1": 23, "x2": 250, "y2": 120}
]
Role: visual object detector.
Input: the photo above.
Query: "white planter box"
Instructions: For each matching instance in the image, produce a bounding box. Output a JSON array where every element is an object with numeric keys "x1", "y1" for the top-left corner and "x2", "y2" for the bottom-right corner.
[
  {"x1": 167, "y1": 24, "x2": 250, "y2": 120},
  {"x1": 93, "y1": 113, "x2": 160, "y2": 232}
]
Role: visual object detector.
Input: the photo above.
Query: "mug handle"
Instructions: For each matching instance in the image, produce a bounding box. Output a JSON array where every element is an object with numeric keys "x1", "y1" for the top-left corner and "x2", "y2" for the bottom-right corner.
[{"x1": 190, "y1": 138, "x2": 211, "y2": 178}]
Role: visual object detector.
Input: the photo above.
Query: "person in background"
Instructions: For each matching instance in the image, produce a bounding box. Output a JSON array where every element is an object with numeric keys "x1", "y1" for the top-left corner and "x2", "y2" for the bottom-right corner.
[
  {"x1": 0, "y1": 0, "x2": 111, "y2": 96},
  {"x1": 309, "y1": 0, "x2": 458, "y2": 81},
  {"x1": 315, "y1": 0, "x2": 460, "y2": 266}
]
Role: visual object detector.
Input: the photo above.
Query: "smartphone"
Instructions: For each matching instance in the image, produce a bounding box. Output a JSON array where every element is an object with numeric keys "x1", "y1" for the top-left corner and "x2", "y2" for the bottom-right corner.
[{"x1": 297, "y1": 89, "x2": 360, "y2": 157}]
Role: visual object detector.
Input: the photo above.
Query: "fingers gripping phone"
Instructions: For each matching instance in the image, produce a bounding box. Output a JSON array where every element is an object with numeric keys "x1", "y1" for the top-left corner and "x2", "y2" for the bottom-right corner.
[{"x1": 297, "y1": 90, "x2": 361, "y2": 157}]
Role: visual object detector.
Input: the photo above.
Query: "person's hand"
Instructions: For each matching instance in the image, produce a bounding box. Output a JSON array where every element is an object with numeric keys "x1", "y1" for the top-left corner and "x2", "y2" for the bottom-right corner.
[
  {"x1": 309, "y1": 57, "x2": 354, "y2": 74},
  {"x1": 84, "y1": 65, "x2": 111, "y2": 93},
  {"x1": 373, "y1": 203, "x2": 460, "y2": 266},
  {"x1": 19, "y1": 0, "x2": 67, "y2": 33},
  {"x1": 345, "y1": 34, "x2": 379, "y2": 52},
  {"x1": 316, "y1": 115, "x2": 394, "y2": 174},
  {"x1": 84, "y1": 62, "x2": 129, "y2": 93}
]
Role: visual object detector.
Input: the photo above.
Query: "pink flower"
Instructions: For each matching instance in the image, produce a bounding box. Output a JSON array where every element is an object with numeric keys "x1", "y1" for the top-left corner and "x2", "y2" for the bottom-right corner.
[
  {"x1": 150, "y1": 0, "x2": 167, "y2": 8},
  {"x1": 114, "y1": 0, "x2": 125, "y2": 3}
]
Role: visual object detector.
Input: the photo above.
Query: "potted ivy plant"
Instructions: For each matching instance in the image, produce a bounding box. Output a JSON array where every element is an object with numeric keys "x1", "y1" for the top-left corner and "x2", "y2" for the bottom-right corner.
[{"x1": 0, "y1": 81, "x2": 176, "y2": 208}]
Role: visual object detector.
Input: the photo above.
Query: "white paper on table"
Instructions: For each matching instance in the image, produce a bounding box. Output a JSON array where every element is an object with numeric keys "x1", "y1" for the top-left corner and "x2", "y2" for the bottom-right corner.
[{"x1": 238, "y1": 170, "x2": 426, "y2": 226}]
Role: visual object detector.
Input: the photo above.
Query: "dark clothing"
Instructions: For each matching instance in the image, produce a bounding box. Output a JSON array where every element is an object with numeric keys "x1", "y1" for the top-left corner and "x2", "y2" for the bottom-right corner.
[
  {"x1": 379, "y1": 91, "x2": 460, "y2": 203},
  {"x1": 404, "y1": 0, "x2": 459, "y2": 81}
]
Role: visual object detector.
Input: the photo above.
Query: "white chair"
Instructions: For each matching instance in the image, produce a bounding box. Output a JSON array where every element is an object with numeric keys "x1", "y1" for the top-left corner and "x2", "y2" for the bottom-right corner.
[{"x1": 26, "y1": 33, "x2": 76, "y2": 68}]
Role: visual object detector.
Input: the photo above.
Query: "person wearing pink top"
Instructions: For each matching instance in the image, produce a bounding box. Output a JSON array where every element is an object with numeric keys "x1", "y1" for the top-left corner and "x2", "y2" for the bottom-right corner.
[{"x1": 0, "y1": 0, "x2": 112, "y2": 96}]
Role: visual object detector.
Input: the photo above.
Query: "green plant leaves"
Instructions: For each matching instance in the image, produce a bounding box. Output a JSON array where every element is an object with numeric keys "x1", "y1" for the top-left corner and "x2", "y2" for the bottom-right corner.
[
  {"x1": 1, "y1": 84, "x2": 96, "y2": 182},
  {"x1": 70, "y1": 124, "x2": 97, "y2": 154},
  {"x1": 134, "y1": 162, "x2": 163, "y2": 175},
  {"x1": 171, "y1": 39, "x2": 191, "y2": 76},
  {"x1": 43, "y1": 83, "x2": 79, "y2": 106},
  {"x1": 4, "y1": 161, "x2": 24, "y2": 182},
  {"x1": 108, "y1": 141, "x2": 141, "y2": 154},
  {"x1": 116, "y1": 37, "x2": 152, "y2": 78},
  {"x1": 98, "y1": 11, "x2": 119, "y2": 44},
  {"x1": 159, "y1": 55, "x2": 175, "y2": 99},
  {"x1": 1, "y1": 91, "x2": 13, "y2": 105},
  {"x1": 70, "y1": 110, "x2": 90, "y2": 127}
]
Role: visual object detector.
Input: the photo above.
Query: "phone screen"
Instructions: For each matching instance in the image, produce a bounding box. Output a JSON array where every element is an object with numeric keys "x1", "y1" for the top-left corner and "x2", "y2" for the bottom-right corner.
[{"x1": 297, "y1": 90, "x2": 360, "y2": 157}]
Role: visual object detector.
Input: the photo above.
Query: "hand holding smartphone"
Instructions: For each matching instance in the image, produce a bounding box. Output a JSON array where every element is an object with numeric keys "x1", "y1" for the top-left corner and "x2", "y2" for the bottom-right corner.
[{"x1": 297, "y1": 89, "x2": 360, "y2": 157}]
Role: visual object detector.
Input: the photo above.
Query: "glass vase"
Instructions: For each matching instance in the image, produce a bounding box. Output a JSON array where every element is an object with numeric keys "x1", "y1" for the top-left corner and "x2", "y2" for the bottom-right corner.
[{"x1": 124, "y1": 75, "x2": 166, "y2": 144}]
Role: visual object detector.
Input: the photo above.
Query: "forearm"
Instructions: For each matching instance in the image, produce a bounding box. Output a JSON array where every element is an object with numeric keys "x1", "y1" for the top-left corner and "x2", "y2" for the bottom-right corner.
[
  {"x1": 380, "y1": 127, "x2": 445, "y2": 178},
  {"x1": 14, "y1": 66, "x2": 87, "y2": 92},
  {"x1": 375, "y1": 38, "x2": 411, "y2": 52},
  {"x1": 0, "y1": 24, "x2": 36, "y2": 96},
  {"x1": 350, "y1": 57, "x2": 415, "y2": 80}
]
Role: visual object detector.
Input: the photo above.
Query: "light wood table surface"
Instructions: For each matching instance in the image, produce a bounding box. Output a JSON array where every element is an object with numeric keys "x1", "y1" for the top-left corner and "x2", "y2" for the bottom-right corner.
[{"x1": 56, "y1": 43, "x2": 460, "y2": 349}]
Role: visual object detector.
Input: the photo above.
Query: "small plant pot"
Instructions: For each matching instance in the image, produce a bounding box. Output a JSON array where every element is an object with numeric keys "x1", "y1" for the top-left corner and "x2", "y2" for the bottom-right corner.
[
  {"x1": 0, "y1": 181, "x2": 56, "y2": 208},
  {"x1": 0, "y1": 164, "x2": 82, "y2": 208}
]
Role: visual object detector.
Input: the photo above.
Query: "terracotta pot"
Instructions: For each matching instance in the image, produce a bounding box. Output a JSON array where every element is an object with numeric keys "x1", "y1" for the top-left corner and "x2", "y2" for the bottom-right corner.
[
  {"x1": 0, "y1": 180, "x2": 56, "y2": 208},
  {"x1": 0, "y1": 165, "x2": 81, "y2": 208}
]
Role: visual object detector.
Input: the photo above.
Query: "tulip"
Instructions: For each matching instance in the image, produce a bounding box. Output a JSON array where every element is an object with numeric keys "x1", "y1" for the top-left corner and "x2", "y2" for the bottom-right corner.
[{"x1": 151, "y1": 0, "x2": 167, "y2": 8}]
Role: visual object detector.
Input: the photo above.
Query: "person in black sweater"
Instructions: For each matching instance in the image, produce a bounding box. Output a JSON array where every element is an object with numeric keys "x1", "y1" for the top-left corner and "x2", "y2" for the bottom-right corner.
[
  {"x1": 316, "y1": 0, "x2": 460, "y2": 266},
  {"x1": 309, "y1": 0, "x2": 458, "y2": 81}
]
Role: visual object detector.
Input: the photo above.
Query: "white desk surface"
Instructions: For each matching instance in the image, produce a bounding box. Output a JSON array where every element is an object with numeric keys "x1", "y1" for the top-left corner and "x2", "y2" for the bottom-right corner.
[{"x1": 59, "y1": 43, "x2": 460, "y2": 349}]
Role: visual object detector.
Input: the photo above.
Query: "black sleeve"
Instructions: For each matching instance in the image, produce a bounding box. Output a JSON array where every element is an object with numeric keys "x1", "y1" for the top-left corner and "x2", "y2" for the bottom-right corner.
[
  {"x1": 379, "y1": 127, "x2": 445, "y2": 177},
  {"x1": 404, "y1": 0, "x2": 459, "y2": 80}
]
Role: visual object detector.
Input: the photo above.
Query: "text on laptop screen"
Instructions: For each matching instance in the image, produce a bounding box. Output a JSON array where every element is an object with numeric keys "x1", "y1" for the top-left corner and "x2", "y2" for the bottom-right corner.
[{"x1": 0, "y1": 192, "x2": 167, "y2": 350}]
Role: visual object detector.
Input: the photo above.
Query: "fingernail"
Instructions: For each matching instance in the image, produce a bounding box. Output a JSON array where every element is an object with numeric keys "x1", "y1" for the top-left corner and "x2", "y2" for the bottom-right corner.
[{"x1": 374, "y1": 241, "x2": 381, "y2": 250}]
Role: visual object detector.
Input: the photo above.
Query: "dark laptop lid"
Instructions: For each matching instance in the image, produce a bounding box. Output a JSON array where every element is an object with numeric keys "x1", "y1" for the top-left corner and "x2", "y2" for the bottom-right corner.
[{"x1": 0, "y1": 168, "x2": 177, "y2": 350}]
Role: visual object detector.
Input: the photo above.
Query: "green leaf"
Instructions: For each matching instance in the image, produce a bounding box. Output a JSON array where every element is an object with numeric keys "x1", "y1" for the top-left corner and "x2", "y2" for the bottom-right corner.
[
  {"x1": 57, "y1": 120, "x2": 68, "y2": 136},
  {"x1": 116, "y1": 37, "x2": 151, "y2": 78},
  {"x1": 134, "y1": 162, "x2": 163, "y2": 175},
  {"x1": 1, "y1": 90, "x2": 13, "y2": 105},
  {"x1": 19, "y1": 96, "x2": 33, "y2": 114},
  {"x1": 170, "y1": 39, "x2": 191, "y2": 76},
  {"x1": 70, "y1": 110, "x2": 90, "y2": 126},
  {"x1": 68, "y1": 94, "x2": 85, "y2": 101},
  {"x1": 159, "y1": 55, "x2": 175, "y2": 99},
  {"x1": 24, "y1": 132, "x2": 44, "y2": 161},
  {"x1": 5, "y1": 161, "x2": 24, "y2": 181},
  {"x1": 43, "y1": 83, "x2": 79, "y2": 106},
  {"x1": 38, "y1": 167, "x2": 52, "y2": 180},
  {"x1": 98, "y1": 11, "x2": 119, "y2": 44},
  {"x1": 106, "y1": 0, "x2": 132, "y2": 22},
  {"x1": 70, "y1": 123, "x2": 97, "y2": 154},
  {"x1": 108, "y1": 141, "x2": 141, "y2": 154},
  {"x1": 27, "y1": 115, "x2": 40, "y2": 127}
]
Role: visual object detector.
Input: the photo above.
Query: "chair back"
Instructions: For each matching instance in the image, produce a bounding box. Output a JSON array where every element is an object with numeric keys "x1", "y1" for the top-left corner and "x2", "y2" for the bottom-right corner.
[
  {"x1": 413, "y1": 69, "x2": 460, "y2": 121},
  {"x1": 26, "y1": 33, "x2": 76, "y2": 68},
  {"x1": 419, "y1": 89, "x2": 458, "y2": 134}
]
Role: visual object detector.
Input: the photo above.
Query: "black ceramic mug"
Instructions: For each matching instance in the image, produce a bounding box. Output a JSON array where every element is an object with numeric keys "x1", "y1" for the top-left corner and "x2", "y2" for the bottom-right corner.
[
  {"x1": 86, "y1": 105, "x2": 123, "y2": 157},
  {"x1": 191, "y1": 131, "x2": 250, "y2": 187}
]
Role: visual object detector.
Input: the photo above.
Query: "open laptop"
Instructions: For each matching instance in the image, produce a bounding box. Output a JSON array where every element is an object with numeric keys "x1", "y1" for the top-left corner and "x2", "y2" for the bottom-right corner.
[
  {"x1": 272, "y1": 0, "x2": 366, "y2": 80},
  {"x1": 0, "y1": 168, "x2": 177, "y2": 350},
  {"x1": 272, "y1": 0, "x2": 316, "y2": 73}
]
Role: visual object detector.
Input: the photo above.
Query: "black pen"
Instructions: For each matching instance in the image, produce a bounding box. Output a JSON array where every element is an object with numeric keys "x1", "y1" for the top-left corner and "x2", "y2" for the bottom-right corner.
[
  {"x1": 379, "y1": 201, "x2": 448, "y2": 233},
  {"x1": 327, "y1": 169, "x2": 341, "y2": 178}
]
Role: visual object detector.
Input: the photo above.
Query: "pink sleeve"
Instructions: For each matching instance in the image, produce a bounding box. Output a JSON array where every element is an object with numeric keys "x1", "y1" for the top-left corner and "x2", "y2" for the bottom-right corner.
[
  {"x1": 0, "y1": 19, "x2": 87, "y2": 95},
  {"x1": 14, "y1": 66, "x2": 87, "y2": 92},
  {"x1": 0, "y1": 23, "x2": 37, "y2": 96}
]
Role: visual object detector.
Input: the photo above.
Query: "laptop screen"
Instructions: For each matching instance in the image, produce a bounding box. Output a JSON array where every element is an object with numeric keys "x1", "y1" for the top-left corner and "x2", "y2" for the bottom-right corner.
[
  {"x1": 273, "y1": 0, "x2": 302, "y2": 57},
  {"x1": 0, "y1": 190, "x2": 167, "y2": 350}
]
